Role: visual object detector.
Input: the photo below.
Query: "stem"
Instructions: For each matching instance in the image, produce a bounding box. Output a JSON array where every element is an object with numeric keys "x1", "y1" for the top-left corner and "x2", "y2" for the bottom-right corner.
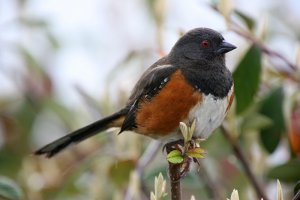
[
  {"x1": 168, "y1": 162, "x2": 182, "y2": 200},
  {"x1": 165, "y1": 141, "x2": 183, "y2": 200},
  {"x1": 220, "y1": 125, "x2": 268, "y2": 200}
]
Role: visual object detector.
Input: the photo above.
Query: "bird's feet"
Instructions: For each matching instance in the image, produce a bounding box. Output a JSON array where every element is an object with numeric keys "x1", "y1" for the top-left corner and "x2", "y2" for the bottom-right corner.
[{"x1": 164, "y1": 138, "x2": 205, "y2": 181}]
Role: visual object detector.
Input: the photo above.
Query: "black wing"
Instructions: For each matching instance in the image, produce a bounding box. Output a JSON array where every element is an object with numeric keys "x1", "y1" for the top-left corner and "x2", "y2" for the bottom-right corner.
[{"x1": 120, "y1": 63, "x2": 178, "y2": 133}]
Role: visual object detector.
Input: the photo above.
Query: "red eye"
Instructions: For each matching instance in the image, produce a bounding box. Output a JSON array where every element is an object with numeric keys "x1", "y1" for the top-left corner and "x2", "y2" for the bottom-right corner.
[{"x1": 201, "y1": 40, "x2": 210, "y2": 48}]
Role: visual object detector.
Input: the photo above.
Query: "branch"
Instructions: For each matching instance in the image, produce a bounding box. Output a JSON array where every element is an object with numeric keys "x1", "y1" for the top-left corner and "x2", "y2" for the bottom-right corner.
[
  {"x1": 168, "y1": 162, "x2": 182, "y2": 200},
  {"x1": 220, "y1": 125, "x2": 269, "y2": 200},
  {"x1": 165, "y1": 143, "x2": 182, "y2": 200},
  {"x1": 164, "y1": 121, "x2": 206, "y2": 200}
]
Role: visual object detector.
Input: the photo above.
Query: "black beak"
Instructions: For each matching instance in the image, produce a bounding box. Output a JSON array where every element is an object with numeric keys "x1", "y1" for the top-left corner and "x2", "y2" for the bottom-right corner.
[{"x1": 216, "y1": 41, "x2": 236, "y2": 54}]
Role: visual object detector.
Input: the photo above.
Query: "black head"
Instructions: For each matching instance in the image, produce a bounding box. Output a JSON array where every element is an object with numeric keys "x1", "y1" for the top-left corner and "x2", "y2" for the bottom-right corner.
[{"x1": 169, "y1": 28, "x2": 236, "y2": 63}]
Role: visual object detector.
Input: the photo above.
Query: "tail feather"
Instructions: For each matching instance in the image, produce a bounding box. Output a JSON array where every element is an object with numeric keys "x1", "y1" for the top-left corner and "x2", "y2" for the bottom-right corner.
[{"x1": 34, "y1": 110, "x2": 126, "y2": 158}]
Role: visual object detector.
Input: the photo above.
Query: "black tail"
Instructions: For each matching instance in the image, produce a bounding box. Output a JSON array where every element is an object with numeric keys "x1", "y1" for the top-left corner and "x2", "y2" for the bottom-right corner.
[{"x1": 34, "y1": 110, "x2": 126, "y2": 158}]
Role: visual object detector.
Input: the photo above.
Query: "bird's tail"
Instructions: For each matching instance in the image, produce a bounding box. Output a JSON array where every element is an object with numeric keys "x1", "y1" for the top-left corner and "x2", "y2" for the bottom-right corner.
[{"x1": 34, "y1": 110, "x2": 126, "y2": 158}]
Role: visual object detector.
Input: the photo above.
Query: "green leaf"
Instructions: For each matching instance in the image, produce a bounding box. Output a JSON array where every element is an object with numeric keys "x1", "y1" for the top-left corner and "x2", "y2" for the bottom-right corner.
[
  {"x1": 267, "y1": 159, "x2": 300, "y2": 183},
  {"x1": 235, "y1": 10, "x2": 255, "y2": 30},
  {"x1": 108, "y1": 159, "x2": 135, "y2": 188},
  {"x1": 186, "y1": 147, "x2": 205, "y2": 158},
  {"x1": 241, "y1": 113, "x2": 273, "y2": 132},
  {"x1": 167, "y1": 150, "x2": 181, "y2": 158},
  {"x1": 259, "y1": 87, "x2": 285, "y2": 153},
  {"x1": 0, "y1": 148, "x2": 22, "y2": 176},
  {"x1": 167, "y1": 150, "x2": 183, "y2": 164},
  {"x1": 0, "y1": 176, "x2": 23, "y2": 200},
  {"x1": 233, "y1": 46, "x2": 262, "y2": 114},
  {"x1": 167, "y1": 156, "x2": 184, "y2": 164}
]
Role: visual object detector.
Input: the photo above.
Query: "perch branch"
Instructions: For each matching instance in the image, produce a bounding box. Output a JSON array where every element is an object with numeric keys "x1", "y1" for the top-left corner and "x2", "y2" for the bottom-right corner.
[
  {"x1": 168, "y1": 161, "x2": 182, "y2": 200},
  {"x1": 165, "y1": 141, "x2": 184, "y2": 200}
]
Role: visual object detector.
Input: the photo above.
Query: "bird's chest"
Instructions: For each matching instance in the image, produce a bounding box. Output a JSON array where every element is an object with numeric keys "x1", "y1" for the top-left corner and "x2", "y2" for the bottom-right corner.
[{"x1": 187, "y1": 93, "x2": 230, "y2": 138}]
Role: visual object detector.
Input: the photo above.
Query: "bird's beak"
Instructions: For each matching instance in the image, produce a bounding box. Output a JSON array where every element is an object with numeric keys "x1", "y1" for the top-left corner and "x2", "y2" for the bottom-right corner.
[{"x1": 216, "y1": 41, "x2": 236, "y2": 54}]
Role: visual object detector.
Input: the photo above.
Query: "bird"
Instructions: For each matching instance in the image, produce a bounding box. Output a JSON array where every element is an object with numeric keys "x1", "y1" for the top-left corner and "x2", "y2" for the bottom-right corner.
[{"x1": 35, "y1": 28, "x2": 236, "y2": 158}]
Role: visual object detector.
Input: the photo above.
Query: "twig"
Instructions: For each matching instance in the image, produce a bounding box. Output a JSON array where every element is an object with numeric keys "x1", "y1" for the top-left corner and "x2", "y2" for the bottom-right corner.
[
  {"x1": 165, "y1": 141, "x2": 183, "y2": 200},
  {"x1": 220, "y1": 125, "x2": 269, "y2": 200},
  {"x1": 168, "y1": 161, "x2": 182, "y2": 200}
]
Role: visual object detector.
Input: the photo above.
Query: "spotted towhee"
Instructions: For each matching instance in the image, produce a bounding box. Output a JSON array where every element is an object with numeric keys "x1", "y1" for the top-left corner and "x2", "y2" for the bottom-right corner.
[{"x1": 35, "y1": 28, "x2": 236, "y2": 158}]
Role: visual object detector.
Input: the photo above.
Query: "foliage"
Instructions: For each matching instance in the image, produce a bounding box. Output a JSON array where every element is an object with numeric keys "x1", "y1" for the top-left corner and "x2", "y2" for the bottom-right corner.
[
  {"x1": 227, "y1": 189, "x2": 239, "y2": 200},
  {"x1": 150, "y1": 173, "x2": 167, "y2": 200},
  {"x1": 167, "y1": 121, "x2": 205, "y2": 164},
  {"x1": 259, "y1": 87, "x2": 286, "y2": 153},
  {"x1": 233, "y1": 45, "x2": 261, "y2": 114}
]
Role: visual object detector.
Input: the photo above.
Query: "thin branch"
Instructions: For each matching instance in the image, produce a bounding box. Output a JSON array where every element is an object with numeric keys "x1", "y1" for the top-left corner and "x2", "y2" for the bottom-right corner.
[
  {"x1": 164, "y1": 141, "x2": 184, "y2": 200},
  {"x1": 220, "y1": 125, "x2": 269, "y2": 200},
  {"x1": 168, "y1": 162, "x2": 182, "y2": 200}
]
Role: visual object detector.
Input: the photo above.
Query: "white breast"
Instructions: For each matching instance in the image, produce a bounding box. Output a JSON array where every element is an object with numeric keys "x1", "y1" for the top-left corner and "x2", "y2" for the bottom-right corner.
[
  {"x1": 159, "y1": 87, "x2": 233, "y2": 143},
  {"x1": 188, "y1": 87, "x2": 233, "y2": 139}
]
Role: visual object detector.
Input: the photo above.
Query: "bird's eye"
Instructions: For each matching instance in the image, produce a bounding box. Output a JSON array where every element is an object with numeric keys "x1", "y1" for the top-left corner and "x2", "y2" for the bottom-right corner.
[{"x1": 201, "y1": 40, "x2": 210, "y2": 48}]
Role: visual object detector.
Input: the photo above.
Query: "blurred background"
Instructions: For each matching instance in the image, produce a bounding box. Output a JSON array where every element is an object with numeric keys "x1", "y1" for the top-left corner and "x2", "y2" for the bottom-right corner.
[{"x1": 0, "y1": 0, "x2": 300, "y2": 199}]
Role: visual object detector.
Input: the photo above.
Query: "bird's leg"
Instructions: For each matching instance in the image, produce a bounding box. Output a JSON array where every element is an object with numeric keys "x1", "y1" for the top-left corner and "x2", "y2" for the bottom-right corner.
[
  {"x1": 165, "y1": 136, "x2": 206, "y2": 181},
  {"x1": 179, "y1": 156, "x2": 192, "y2": 178},
  {"x1": 164, "y1": 139, "x2": 192, "y2": 180},
  {"x1": 163, "y1": 139, "x2": 184, "y2": 153}
]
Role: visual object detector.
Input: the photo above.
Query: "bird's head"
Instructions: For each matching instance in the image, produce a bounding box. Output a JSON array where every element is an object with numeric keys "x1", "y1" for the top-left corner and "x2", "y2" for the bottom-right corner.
[{"x1": 169, "y1": 28, "x2": 236, "y2": 64}]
